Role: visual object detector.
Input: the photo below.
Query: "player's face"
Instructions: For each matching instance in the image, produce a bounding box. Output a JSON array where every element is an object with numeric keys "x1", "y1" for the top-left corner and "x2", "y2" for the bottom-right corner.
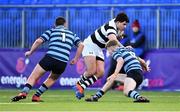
[
  {"x1": 64, "y1": 22, "x2": 67, "y2": 27},
  {"x1": 117, "y1": 21, "x2": 127, "y2": 31}
]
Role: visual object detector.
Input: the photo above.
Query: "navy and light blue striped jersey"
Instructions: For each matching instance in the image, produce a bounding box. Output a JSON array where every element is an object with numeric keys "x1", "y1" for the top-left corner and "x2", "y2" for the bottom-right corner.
[
  {"x1": 112, "y1": 47, "x2": 142, "y2": 73},
  {"x1": 40, "y1": 25, "x2": 81, "y2": 63}
]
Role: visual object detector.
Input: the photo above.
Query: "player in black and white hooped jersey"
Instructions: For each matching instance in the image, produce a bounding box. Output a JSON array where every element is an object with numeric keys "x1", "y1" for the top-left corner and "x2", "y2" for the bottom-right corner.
[{"x1": 74, "y1": 12, "x2": 129, "y2": 100}]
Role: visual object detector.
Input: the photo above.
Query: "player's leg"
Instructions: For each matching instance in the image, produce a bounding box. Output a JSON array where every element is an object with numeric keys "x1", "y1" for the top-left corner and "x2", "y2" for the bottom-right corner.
[
  {"x1": 78, "y1": 54, "x2": 105, "y2": 90},
  {"x1": 85, "y1": 73, "x2": 124, "y2": 102},
  {"x1": 123, "y1": 70, "x2": 149, "y2": 103},
  {"x1": 85, "y1": 74, "x2": 114, "y2": 102},
  {"x1": 32, "y1": 60, "x2": 67, "y2": 102},
  {"x1": 26, "y1": 64, "x2": 46, "y2": 86},
  {"x1": 83, "y1": 50, "x2": 105, "y2": 90},
  {"x1": 75, "y1": 54, "x2": 105, "y2": 99},
  {"x1": 74, "y1": 39, "x2": 99, "y2": 99},
  {"x1": 11, "y1": 64, "x2": 46, "y2": 102},
  {"x1": 74, "y1": 55, "x2": 97, "y2": 99},
  {"x1": 32, "y1": 72, "x2": 59, "y2": 102},
  {"x1": 77, "y1": 55, "x2": 97, "y2": 89},
  {"x1": 96, "y1": 58, "x2": 104, "y2": 78}
]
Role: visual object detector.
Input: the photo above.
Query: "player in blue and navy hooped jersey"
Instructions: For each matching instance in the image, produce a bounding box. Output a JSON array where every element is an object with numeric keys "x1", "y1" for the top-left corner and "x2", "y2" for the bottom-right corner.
[
  {"x1": 11, "y1": 17, "x2": 84, "y2": 102},
  {"x1": 85, "y1": 40, "x2": 150, "y2": 103}
]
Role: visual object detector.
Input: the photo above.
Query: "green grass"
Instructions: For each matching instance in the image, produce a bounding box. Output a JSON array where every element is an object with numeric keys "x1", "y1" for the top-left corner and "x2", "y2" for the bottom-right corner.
[{"x1": 0, "y1": 89, "x2": 180, "y2": 112}]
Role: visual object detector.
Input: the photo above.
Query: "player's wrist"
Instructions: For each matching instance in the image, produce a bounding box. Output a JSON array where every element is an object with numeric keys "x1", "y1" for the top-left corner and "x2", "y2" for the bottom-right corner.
[{"x1": 113, "y1": 72, "x2": 119, "y2": 76}]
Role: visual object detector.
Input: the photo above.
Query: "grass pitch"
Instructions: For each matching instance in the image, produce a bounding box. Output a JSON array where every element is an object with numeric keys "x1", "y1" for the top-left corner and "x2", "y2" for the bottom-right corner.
[{"x1": 0, "y1": 89, "x2": 180, "y2": 112}]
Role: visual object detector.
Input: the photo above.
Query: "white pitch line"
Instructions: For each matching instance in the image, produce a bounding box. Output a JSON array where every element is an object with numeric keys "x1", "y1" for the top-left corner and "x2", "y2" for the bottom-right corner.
[
  {"x1": 32, "y1": 95, "x2": 180, "y2": 98},
  {"x1": 28, "y1": 95, "x2": 180, "y2": 98},
  {"x1": 1, "y1": 110, "x2": 180, "y2": 112},
  {"x1": 0, "y1": 103, "x2": 39, "y2": 105}
]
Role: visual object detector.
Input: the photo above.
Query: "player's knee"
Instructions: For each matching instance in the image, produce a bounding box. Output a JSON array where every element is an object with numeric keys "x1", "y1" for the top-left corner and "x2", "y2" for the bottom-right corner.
[
  {"x1": 49, "y1": 74, "x2": 60, "y2": 80},
  {"x1": 86, "y1": 69, "x2": 96, "y2": 76},
  {"x1": 96, "y1": 70, "x2": 104, "y2": 78},
  {"x1": 123, "y1": 89, "x2": 129, "y2": 96}
]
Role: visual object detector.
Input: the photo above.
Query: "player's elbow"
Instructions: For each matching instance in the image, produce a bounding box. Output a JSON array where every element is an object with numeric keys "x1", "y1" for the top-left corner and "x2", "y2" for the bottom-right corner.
[
  {"x1": 78, "y1": 42, "x2": 84, "y2": 50},
  {"x1": 123, "y1": 90, "x2": 129, "y2": 96},
  {"x1": 35, "y1": 38, "x2": 44, "y2": 45},
  {"x1": 80, "y1": 43, "x2": 84, "y2": 49}
]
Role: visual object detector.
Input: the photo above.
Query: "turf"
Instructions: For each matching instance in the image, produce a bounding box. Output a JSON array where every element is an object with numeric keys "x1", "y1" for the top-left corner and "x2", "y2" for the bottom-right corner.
[{"x1": 0, "y1": 89, "x2": 180, "y2": 112}]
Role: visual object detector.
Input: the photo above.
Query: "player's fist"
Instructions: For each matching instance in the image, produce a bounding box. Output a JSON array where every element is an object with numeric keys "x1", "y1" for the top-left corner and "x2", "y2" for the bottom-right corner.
[
  {"x1": 70, "y1": 58, "x2": 78, "y2": 65},
  {"x1": 25, "y1": 51, "x2": 32, "y2": 57}
]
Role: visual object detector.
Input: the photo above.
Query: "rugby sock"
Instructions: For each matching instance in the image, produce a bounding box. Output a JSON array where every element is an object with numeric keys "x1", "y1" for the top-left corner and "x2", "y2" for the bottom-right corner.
[
  {"x1": 78, "y1": 75, "x2": 87, "y2": 85},
  {"x1": 78, "y1": 75, "x2": 98, "y2": 89},
  {"x1": 94, "y1": 90, "x2": 104, "y2": 99},
  {"x1": 128, "y1": 90, "x2": 141, "y2": 100},
  {"x1": 34, "y1": 83, "x2": 48, "y2": 97},
  {"x1": 21, "y1": 83, "x2": 32, "y2": 94}
]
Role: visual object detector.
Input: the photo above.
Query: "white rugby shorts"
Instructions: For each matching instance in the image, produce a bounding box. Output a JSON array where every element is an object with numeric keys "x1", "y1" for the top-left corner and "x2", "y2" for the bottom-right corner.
[{"x1": 82, "y1": 37, "x2": 104, "y2": 60}]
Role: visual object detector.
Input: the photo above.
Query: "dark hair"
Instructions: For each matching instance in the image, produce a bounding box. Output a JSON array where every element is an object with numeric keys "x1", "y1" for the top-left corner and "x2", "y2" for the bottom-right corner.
[
  {"x1": 115, "y1": 12, "x2": 129, "y2": 23},
  {"x1": 55, "y1": 16, "x2": 66, "y2": 26}
]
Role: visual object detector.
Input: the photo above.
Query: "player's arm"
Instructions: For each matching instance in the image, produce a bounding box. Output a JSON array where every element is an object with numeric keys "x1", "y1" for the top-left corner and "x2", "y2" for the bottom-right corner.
[
  {"x1": 70, "y1": 42, "x2": 84, "y2": 65},
  {"x1": 106, "y1": 25, "x2": 120, "y2": 41},
  {"x1": 25, "y1": 29, "x2": 50, "y2": 57},
  {"x1": 25, "y1": 37, "x2": 44, "y2": 57},
  {"x1": 70, "y1": 34, "x2": 84, "y2": 65},
  {"x1": 136, "y1": 57, "x2": 150, "y2": 72},
  {"x1": 107, "y1": 57, "x2": 124, "y2": 81},
  {"x1": 114, "y1": 57, "x2": 124, "y2": 75},
  {"x1": 107, "y1": 34, "x2": 117, "y2": 41}
]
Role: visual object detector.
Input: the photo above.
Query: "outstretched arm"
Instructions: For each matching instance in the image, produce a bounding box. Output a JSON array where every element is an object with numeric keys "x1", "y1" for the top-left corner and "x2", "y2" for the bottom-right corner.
[
  {"x1": 70, "y1": 42, "x2": 84, "y2": 64},
  {"x1": 107, "y1": 57, "x2": 124, "y2": 81},
  {"x1": 25, "y1": 37, "x2": 44, "y2": 57}
]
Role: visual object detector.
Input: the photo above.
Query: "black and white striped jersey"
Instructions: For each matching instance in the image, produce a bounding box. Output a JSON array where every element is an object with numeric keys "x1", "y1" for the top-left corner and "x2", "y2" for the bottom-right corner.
[{"x1": 90, "y1": 19, "x2": 118, "y2": 48}]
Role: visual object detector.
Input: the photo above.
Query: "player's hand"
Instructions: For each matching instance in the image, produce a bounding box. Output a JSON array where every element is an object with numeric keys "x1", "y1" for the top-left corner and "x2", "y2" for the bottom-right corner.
[
  {"x1": 141, "y1": 61, "x2": 151, "y2": 72},
  {"x1": 70, "y1": 58, "x2": 78, "y2": 65},
  {"x1": 143, "y1": 64, "x2": 151, "y2": 72},
  {"x1": 117, "y1": 31, "x2": 125, "y2": 40},
  {"x1": 25, "y1": 51, "x2": 32, "y2": 57},
  {"x1": 125, "y1": 45, "x2": 133, "y2": 49},
  {"x1": 107, "y1": 74, "x2": 117, "y2": 81}
]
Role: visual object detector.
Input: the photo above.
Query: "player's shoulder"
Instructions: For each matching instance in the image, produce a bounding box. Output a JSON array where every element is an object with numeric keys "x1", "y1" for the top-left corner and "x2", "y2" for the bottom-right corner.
[{"x1": 108, "y1": 18, "x2": 116, "y2": 26}]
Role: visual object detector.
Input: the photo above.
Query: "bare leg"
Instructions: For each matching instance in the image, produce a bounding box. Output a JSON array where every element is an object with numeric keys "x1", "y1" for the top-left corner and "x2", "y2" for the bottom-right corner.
[
  {"x1": 77, "y1": 56, "x2": 97, "y2": 89},
  {"x1": 85, "y1": 74, "x2": 127, "y2": 102},
  {"x1": 33, "y1": 72, "x2": 60, "y2": 98},
  {"x1": 123, "y1": 77, "x2": 136, "y2": 96},
  {"x1": 11, "y1": 64, "x2": 46, "y2": 102},
  {"x1": 26, "y1": 64, "x2": 46, "y2": 86},
  {"x1": 96, "y1": 60, "x2": 104, "y2": 78},
  {"x1": 43, "y1": 72, "x2": 59, "y2": 87},
  {"x1": 84, "y1": 56, "x2": 97, "y2": 77}
]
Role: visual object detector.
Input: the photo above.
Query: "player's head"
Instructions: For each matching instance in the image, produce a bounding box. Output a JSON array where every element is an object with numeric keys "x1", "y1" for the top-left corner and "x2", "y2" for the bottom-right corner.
[
  {"x1": 115, "y1": 12, "x2": 129, "y2": 31},
  {"x1": 55, "y1": 16, "x2": 67, "y2": 27},
  {"x1": 106, "y1": 40, "x2": 123, "y2": 54}
]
